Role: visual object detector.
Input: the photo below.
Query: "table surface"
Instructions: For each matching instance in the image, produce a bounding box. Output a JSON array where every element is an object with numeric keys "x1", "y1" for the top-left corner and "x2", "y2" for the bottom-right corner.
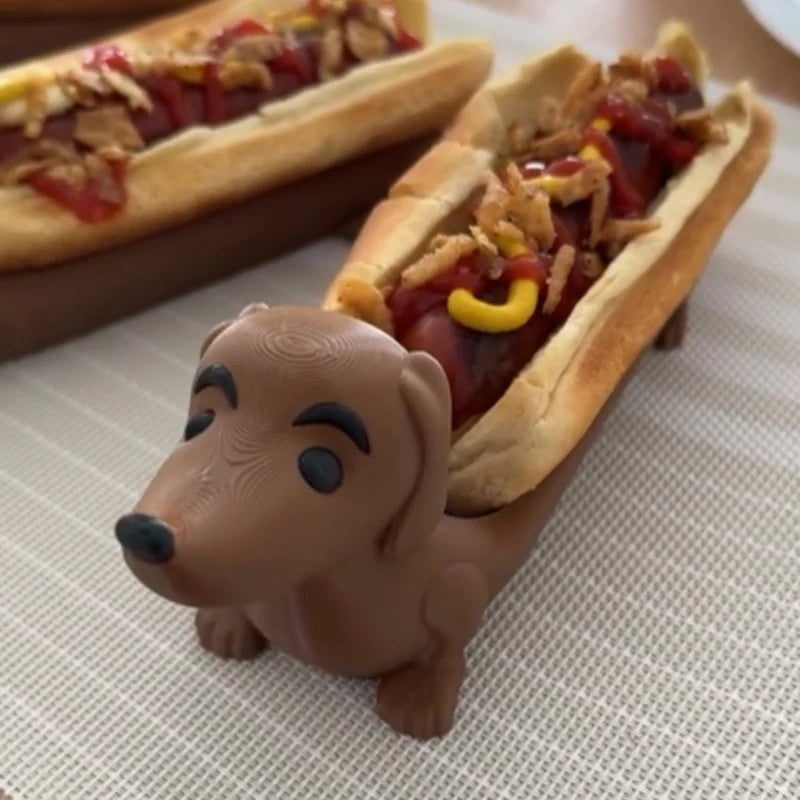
[
  {"x1": 478, "y1": 0, "x2": 800, "y2": 105},
  {"x1": 1, "y1": 3, "x2": 799, "y2": 800}
]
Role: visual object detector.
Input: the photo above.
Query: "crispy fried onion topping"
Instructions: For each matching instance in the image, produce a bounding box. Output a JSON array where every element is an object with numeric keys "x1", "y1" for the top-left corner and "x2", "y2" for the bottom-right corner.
[
  {"x1": 0, "y1": 136, "x2": 130, "y2": 196},
  {"x1": 333, "y1": 276, "x2": 394, "y2": 334},
  {"x1": 401, "y1": 234, "x2": 478, "y2": 289},
  {"x1": 543, "y1": 244, "x2": 576, "y2": 315},
  {"x1": 74, "y1": 104, "x2": 145, "y2": 153},
  {"x1": 0, "y1": 138, "x2": 78, "y2": 185},
  {"x1": 23, "y1": 79, "x2": 49, "y2": 139},
  {"x1": 390, "y1": 46, "x2": 719, "y2": 304},
  {"x1": 319, "y1": 26, "x2": 345, "y2": 80},
  {"x1": 676, "y1": 108, "x2": 729, "y2": 146},
  {"x1": 219, "y1": 59, "x2": 273, "y2": 90},
  {"x1": 8, "y1": 1, "x2": 403, "y2": 143},
  {"x1": 344, "y1": 17, "x2": 390, "y2": 61}
]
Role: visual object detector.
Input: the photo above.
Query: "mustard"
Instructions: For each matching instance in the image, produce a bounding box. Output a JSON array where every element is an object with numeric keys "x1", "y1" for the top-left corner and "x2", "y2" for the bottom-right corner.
[
  {"x1": 495, "y1": 235, "x2": 529, "y2": 259},
  {"x1": 578, "y1": 116, "x2": 612, "y2": 162},
  {"x1": 267, "y1": 10, "x2": 320, "y2": 30},
  {"x1": 531, "y1": 174, "x2": 567, "y2": 195},
  {"x1": 289, "y1": 14, "x2": 320, "y2": 31},
  {"x1": 171, "y1": 65, "x2": 206, "y2": 84},
  {"x1": 444, "y1": 115, "x2": 615, "y2": 333},
  {"x1": 579, "y1": 143, "x2": 603, "y2": 161},
  {"x1": 448, "y1": 279, "x2": 540, "y2": 334},
  {"x1": 0, "y1": 79, "x2": 28, "y2": 105},
  {"x1": 0, "y1": 73, "x2": 53, "y2": 105}
]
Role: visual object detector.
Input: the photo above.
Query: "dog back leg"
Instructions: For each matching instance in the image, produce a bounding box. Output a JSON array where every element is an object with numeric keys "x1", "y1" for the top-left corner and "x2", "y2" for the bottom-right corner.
[{"x1": 375, "y1": 564, "x2": 489, "y2": 739}]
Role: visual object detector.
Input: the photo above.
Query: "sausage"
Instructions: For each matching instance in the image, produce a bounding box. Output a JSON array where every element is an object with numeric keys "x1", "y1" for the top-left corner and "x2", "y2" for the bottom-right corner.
[
  {"x1": 389, "y1": 58, "x2": 708, "y2": 429},
  {"x1": 402, "y1": 304, "x2": 557, "y2": 428}
]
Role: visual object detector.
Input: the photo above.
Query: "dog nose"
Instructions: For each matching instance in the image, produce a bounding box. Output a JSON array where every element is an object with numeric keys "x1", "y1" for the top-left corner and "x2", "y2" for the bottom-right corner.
[{"x1": 115, "y1": 513, "x2": 175, "y2": 564}]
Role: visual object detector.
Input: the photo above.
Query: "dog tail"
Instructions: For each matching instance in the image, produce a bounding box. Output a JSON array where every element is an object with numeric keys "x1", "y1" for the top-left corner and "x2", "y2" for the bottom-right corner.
[{"x1": 465, "y1": 405, "x2": 611, "y2": 598}]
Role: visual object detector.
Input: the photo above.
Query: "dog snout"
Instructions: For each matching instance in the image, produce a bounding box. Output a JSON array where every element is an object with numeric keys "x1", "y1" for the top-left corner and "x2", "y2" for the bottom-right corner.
[{"x1": 115, "y1": 513, "x2": 175, "y2": 564}]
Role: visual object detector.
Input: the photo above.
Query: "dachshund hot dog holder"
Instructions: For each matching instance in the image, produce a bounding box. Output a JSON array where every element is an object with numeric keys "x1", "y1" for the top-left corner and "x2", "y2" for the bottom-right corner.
[{"x1": 113, "y1": 300, "x2": 686, "y2": 740}]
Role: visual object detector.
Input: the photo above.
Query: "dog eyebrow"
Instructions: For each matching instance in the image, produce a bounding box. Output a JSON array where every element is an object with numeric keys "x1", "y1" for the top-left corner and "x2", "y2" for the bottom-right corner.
[
  {"x1": 193, "y1": 364, "x2": 238, "y2": 409},
  {"x1": 293, "y1": 402, "x2": 370, "y2": 454}
]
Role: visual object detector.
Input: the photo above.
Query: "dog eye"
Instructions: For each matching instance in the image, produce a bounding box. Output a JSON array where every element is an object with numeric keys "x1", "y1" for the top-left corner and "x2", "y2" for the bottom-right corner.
[
  {"x1": 298, "y1": 447, "x2": 342, "y2": 494},
  {"x1": 184, "y1": 410, "x2": 215, "y2": 441}
]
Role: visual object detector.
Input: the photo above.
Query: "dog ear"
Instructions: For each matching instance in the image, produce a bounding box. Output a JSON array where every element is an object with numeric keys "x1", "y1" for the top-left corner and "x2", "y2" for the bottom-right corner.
[
  {"x1": 199, "y1": 303, "x2": 270, "y2": 357},
  {"x1": 381, "y1": 350, "x2": 452, "y2": 558}
]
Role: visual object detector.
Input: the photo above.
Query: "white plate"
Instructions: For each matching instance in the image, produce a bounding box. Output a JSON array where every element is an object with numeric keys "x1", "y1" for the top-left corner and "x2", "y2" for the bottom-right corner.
[{"x1": 741, "y1": 0, "x2": 800, "y2": 57}]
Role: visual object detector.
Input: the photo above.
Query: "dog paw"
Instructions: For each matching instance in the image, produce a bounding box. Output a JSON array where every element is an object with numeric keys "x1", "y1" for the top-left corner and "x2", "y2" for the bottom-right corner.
[
  {"x1": 375, "y1": 656, "x2": 465, "y2": 740},
  {"x1": 195, "y1": 608, "x2": 268, "y2": 660}
]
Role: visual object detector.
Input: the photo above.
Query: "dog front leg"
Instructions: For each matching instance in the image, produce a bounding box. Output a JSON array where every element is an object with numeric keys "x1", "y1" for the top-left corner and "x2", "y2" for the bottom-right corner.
[
  {"x1": 375, "y1": 563, "x2": 489, "y2": 739},
  {"x1": 195, "y1": 607, "x2": 268, "y2": 660}
]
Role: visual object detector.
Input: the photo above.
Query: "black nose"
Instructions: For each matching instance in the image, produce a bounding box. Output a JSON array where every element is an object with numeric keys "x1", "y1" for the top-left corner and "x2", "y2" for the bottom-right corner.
[{"x1": 115, "y1": 513, "x2": 175, "y2": 564}]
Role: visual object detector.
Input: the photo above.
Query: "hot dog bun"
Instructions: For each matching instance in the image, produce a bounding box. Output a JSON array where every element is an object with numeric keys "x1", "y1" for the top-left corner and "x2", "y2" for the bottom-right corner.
[
  {"x1": 0, "y1": 0, "x2": 492, "y2": 273},
  {"x1": 323, "y1": 22, "x2": 774, "y2": 515}
]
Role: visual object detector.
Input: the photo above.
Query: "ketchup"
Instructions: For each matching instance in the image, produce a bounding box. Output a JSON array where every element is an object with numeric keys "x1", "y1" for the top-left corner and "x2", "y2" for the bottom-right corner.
[
  {"x1": 609, "y1": 138, "x2": 667, "y2": 210},
  {"x1": 271, "y1": 47, "x2": 314, "y2": 84},
  {"x1": 583, "y1": 82, "x2": 700, "y2": 217},
  {"x1": 550, "y1": 261, "x2": 597, "y2": 324},
  {"x1": 202, "y1": 64, "x2": 227, "y2": 124},
  {"x1": 396, "y1": 250, "x2": 602, "y2": 427},
  {"x1": 27, "y1": 159, "x2": 127, "y2": 223},
  {"x1": 209, "y1": 18, "x2": 271, "y2": 53},
  {"x1": 546, "y1": 156, "x2": 585, "y2": 177},
  {"x1": 659, "y1": 135, "x2": 699, "y2": 168},
  {"x1": 403, "y1": 308, "x2": 556, "y2": 428},
  {"x1": 595, "y1": 92, "x2": 671, "y2": 142},
  {"x1": 388, "y1": 254, "x2": 551, "y2": 342},
  {"x1": 503, "y1": 254, "x2": 549, "y2": 289},
  {"x1": 149, "y1": 76, "x2": 189, "y2": 129},
  {"x1": 594, "y1": 92, "x2": 699, "y2": 169},
  {"x1": 653, "y1": 56, "x2": 692, "y2": 94},
  {"x1": 395, "y1": 27, "x2": 421, "y2": 51},
  {"x1": 387, "y1": 258, "x2": 487, "y2": 340},
  {"x1": 583, "y1": 127, "x2": 645, "y2": 217},
  {"x1": 551, "y1": 204, "x2": 589, "y2": 248},
  {"x1": 387, "y1": 55, "x2": 708, "y2": 430},
  {"x1": 305, "y1": 0, "x2": 329, "y2": 16},
  {"x1": 0, "y1": 3, "x2": 420, "y2": 224},
  {"x1": 389, "y1": 253, "x2": 555, "y2": 426},
  {"x1": 83, "y1": 44, "x2": 133, "y2": 75},
  {"x1": 519, "y1": 160, "x2": 545, "y2": 178},
  {"x1": 519, "y1": 156, "x2": 584, "y2": 179}
]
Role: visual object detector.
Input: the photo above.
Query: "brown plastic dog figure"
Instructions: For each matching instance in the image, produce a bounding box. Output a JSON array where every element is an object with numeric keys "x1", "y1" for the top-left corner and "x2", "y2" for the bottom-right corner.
[{"x1": 115, "y1": 301, "x2": 685, "y2": 739}]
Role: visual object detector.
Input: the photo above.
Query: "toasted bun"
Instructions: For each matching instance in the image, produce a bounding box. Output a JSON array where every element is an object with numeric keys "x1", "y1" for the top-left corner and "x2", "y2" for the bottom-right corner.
[
  {"x1": 0, "y1": 0, "x2": 493, "y2": 273},
  {"x1": 323, "y1": 21, "x2": 774, "y2": 515}
]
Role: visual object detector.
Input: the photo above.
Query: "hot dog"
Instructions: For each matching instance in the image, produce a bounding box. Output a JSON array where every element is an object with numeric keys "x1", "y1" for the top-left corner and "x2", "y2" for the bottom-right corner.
[
  {"x1": 0, "y1": 0, "x2": 493, "y2": 272},
  {"x1": 323, "y1": 21, "x2": 774, "y2": 516}
]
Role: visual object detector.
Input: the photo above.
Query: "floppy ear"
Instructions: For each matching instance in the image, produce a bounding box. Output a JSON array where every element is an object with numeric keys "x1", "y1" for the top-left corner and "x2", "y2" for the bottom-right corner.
[
  {"x1": 381, "y1": 350, "x2": 452, "y2": 558},
  {"x1": 199, "y1": 302, "x2": 270, "y2": 357}
]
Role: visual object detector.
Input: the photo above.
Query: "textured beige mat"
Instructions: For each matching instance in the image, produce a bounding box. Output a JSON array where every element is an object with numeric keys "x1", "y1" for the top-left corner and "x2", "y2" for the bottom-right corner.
[{"x1": 2, "y1": 2, "x2": 800, "y2": 798}]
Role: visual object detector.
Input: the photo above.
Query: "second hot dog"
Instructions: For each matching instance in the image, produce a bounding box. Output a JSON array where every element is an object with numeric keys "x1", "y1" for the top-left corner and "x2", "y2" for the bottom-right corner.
[{"x1": 0, "y1": 0, "x2": 493, "y2": 271}]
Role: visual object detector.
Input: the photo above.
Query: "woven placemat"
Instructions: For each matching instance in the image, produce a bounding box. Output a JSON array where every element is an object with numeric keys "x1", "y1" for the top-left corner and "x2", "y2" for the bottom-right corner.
[{"x1": 2, "y1": 3, "x2": 799, "y2": 798}]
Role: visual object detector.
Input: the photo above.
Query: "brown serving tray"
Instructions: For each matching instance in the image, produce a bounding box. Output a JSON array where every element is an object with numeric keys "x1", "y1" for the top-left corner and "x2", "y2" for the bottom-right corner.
[
  {"x1": 0, "y1": 135, "x2": 434, "y2": 362},
  {"x1": 0, "y1": 1, "x2": 200, "y2": 64}
]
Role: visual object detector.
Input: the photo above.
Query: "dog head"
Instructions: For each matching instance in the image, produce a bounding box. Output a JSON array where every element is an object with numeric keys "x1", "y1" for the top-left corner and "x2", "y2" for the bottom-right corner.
[{"x1": 115, "y1": 304, "x2": 452, "y2": 607}]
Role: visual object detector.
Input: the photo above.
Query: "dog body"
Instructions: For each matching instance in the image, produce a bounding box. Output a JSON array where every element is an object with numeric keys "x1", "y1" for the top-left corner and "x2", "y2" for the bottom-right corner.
[{"x1": 116, "y1": 302, "x2": 684, "y2": 738}]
